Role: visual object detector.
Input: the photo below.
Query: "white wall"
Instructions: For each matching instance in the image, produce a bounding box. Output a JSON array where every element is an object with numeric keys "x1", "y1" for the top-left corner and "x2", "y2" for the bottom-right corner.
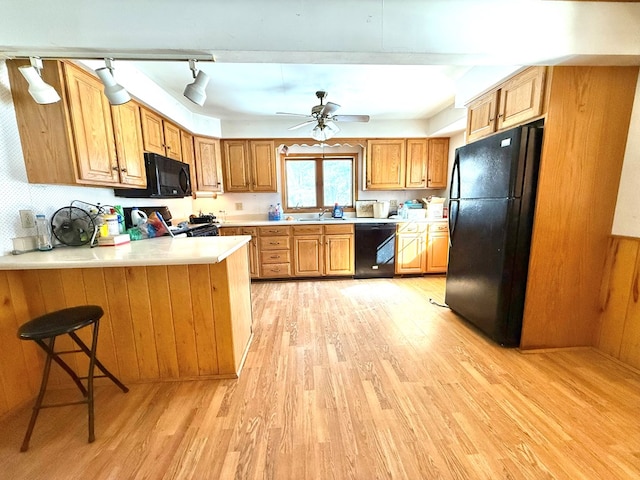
[{"x1": 612, "y1": 74, "x2": 640, "y2": 237}]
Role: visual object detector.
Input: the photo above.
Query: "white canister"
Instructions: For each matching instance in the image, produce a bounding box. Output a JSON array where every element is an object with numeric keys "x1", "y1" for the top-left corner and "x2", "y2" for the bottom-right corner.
[
  {"x1": 373, "y1": 201, "x2": 390, "y2": 219},
  {"x1": 104, "y1": 214, "x2": 120, "y2": 236}
]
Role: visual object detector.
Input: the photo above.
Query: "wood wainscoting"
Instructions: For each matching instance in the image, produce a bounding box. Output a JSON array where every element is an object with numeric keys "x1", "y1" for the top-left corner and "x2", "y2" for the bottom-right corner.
[
  {"x1": 0, "y1": 246, "x2": 252, "y2": 419},
  {"x1": 597, "y1": 236, "x2": 640, "y2": 369}
]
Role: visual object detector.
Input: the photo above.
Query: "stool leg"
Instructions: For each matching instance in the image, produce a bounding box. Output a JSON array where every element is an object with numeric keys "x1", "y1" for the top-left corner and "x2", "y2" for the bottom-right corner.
[
  {"x1": 36, "y1": 337, "x2": 88, "y2": 397},
  {"x1": 86, "y1": 321, "x2": 99, "y2": 443},
  {"x1": 68, "y1": 332, "x2": 129, "y2": 393},
  {"x1": 21, "y1": 337, "x2": 55, "y2": 452}
]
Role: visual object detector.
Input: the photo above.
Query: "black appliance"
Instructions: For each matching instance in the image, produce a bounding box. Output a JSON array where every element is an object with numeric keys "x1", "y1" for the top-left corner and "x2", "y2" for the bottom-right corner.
[
  {"x1": 354, "y1": 223, "x2": 396, "y2": 278},
  {"x1": 114, "y1": 153, "x2": 191, "y2": 198},
  {"x1": 174, "y1": 223, "x2": 219, "y2": 237},
  {"x1": 445, "y1": 120, "x2": 544, "y2": 347}
]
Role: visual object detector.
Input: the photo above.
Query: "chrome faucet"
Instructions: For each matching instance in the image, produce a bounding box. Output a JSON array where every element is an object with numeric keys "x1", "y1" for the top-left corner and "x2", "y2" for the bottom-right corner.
[{"x1": 318, "y1": 208, "x2": 330, "y2": 218}]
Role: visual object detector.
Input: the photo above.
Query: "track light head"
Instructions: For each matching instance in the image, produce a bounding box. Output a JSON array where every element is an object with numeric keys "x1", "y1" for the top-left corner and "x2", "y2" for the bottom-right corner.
[
  {"x1": 95, "y1": 59, "x2": 130, "y2": 105},
  {"x1": 183, "y1": 59, "x2": 210, "y2": 106},
  {"x1": 18, "y1": 57, "x2": 61, "y2": 104}
]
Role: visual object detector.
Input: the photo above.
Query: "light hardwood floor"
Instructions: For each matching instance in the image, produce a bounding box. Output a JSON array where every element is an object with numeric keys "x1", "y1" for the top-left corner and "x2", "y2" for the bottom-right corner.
[{"x1": 2, "y1": 276, "x2": 640, "y2": 479}]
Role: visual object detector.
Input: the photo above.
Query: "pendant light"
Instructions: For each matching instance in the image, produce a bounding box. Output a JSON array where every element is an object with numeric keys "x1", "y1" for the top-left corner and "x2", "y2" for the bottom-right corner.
[
  {"x1": 183, "y1": 59, "x2": 210, "y2": 106},
  {"x1": 18, "y1": 57, "x2": 61, "y2": 104},
  {"x1": 95, "y1": 58, "x2": 131, "y2": 105}
]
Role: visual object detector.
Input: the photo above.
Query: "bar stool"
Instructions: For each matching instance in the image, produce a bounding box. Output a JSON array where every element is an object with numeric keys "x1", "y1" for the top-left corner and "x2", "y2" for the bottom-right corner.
[{"x1": 17, "y1": 305, "x2": 128, "y2": 451}]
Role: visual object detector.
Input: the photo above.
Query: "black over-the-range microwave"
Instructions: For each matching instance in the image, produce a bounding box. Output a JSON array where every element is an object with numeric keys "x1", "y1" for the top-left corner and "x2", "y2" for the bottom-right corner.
[{"x1": 114, "y1": 153, "x2": 192, "y2": 198}]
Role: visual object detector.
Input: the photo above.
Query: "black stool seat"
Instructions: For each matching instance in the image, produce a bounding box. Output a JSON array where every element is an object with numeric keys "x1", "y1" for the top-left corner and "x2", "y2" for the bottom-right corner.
[
  {"x1": 18, "y1": 305, "x2": 104, "y2": 340},
  {"x1": 17, "y1": 304, "x2": 128, "y2": 451}
]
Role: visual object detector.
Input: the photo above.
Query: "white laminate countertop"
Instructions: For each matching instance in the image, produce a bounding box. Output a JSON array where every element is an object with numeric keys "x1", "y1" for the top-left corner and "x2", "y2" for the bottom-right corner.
[{"x1": 0, "y1": 235, "x2": 252, "y2": 270}]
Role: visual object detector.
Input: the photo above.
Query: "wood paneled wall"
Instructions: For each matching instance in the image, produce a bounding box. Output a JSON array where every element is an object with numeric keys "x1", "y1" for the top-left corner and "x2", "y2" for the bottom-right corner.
[
  {"x1": 520, "y1": 66, "x2": 639, "y2": 349},
  {"x1": 597, "y1": 236, "x2": 640, "y2": 369},
  {"x1": 0, "y1": 246, "x2": 252, "y2": 418}
]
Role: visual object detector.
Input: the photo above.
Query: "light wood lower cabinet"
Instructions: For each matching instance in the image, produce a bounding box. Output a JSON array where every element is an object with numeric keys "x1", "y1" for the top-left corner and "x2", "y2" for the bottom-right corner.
[
  {"x1": 219, "y1": 227, "x2": 259, "y2": 278},
  {"x1": 395, "y1": 222, "x2": 448, "y2": 274},
  {"x1": 292, "y1": 224, "x2": 355, "y2": 277},
  {"x1": 259, "y1": 226, "x2": 292, "y2": 278}
]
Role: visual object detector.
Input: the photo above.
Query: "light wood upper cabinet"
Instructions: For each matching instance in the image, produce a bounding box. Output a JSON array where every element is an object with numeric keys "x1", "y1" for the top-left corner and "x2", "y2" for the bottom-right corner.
[
  {"x1": 6, "y1": 59, "x2": 144, "y2": 188},
  {"x1": 222, "y1": 139, "x2": 277, "y2": 193},
  {"x1": 465, "y1": 67, "x2": 547, "y2": 142},
  {"x1": 427, "y1": 138, "x2": 449, "y2": 189},
  {"x1": 194, "y1": 136, "x2": 223, "y2": 192},
  {"x1": 110, "y1": 101, "x2": 146, "y2": 187},
  {"x1": 180, "y1": 130, "x2": 197, "y2": 187},
  {"x1": 466, "y1": 90, "x2": 499, "y2": 143},
  {"x1": 140, "y1": 108, "x2": 182, "y2": 160},
  {"x1": 405, "y1": 139, "x2": 428, "y2": 189},
  {"x1": 367, "y1": 138, "x2": 449, "y2": 190},
  {"x1": 366, "y1": 139, "x2": 406, "y2": 189},
  {"x1": 497, "y1": 67, "x2": 546, "y2": 131},
  {"x1": 64, "y1": 62, "x2": 120, "y2": 184}
]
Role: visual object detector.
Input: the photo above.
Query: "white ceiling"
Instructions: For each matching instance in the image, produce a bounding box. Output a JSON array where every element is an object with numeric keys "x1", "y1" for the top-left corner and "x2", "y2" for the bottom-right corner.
[{"x1": 2, "y1": 1, "x2": 639, "y2": 124}]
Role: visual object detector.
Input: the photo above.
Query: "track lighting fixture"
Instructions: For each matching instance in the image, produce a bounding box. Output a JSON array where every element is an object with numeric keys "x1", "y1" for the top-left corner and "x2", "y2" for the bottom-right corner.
[
  {"x1": 183, "y1": 59, "x2": 210, "y2": 106},
  {"x1": 18, "y1": 57, "x2": 61, "y2": 104},
  {"x1": 311, "y1": 121, "x2": 339, "y2": 141},
  {"x1": 95, "y1": 58, "x2": 131, "y2": 105}
]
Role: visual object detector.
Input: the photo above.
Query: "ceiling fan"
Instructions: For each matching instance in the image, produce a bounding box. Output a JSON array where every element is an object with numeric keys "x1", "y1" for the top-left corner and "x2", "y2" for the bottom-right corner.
[{"x1": 277, "y1": 91, "x2": 370, "y2": 141}]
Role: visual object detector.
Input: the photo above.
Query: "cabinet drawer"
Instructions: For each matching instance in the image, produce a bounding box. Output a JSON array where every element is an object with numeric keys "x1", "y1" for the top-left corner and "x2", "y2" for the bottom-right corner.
[
  {"x1": 293, "y1": 225, "x2": 323, "y2": 235},
  {"x1": 323, "y1": 224, "x2": 354, "y2": 235},
  {"x1": 258, "y1": 226, "x2": 290, "y2": 236},
  {"x1": 240, "y1": 227, "x2": 258, "y2": 236},
  {"x1": 429, "y1": 223, "x2": 449, "y2": 233},
  {"x1": 261, "y1": 250, "x2": 290, "y2": 264},
  {"x1": 397, "y1": 222, "x2": 427, "y2": 234},
  {"x1": 260, "y1": 236, "x2": 291, "y2": 250},
  {"x1": 260, "y1": 263, "x2": 291, "y2": 278}
]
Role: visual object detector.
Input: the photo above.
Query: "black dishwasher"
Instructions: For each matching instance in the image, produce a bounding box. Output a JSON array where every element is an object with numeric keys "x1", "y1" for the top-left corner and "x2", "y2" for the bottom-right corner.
[{"x1": 354, "y1": 223, "x2": 396, "y2": 278}]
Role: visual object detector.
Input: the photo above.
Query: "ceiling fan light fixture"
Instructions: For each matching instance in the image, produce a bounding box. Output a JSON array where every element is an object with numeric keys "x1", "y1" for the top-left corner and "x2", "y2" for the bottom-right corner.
[
  {"x1": 184, "y1": 59, "x2": 210, "y2": 106},
  {"x1": 311, "y1": 124, "x2": 335, "y2": 141},
  {"x1": 95, "y1": 58, "x2": 131, "y2": 105},
  {"x1": 18, "y1": 57, "x2": 61, "y2": 104}
]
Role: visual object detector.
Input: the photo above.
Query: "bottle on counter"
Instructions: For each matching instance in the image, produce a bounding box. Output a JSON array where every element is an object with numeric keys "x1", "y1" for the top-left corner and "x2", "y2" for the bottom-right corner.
[
  {"x1": 268, "y1": 204, "x2": 275, "y2": 221},
  {"x1": 35, "y1": 214, "x2": 53, "y2": 251},
  {"x1": 332, "y1": 202, "x2": 343, "y2": 218},
  {"x1": 275, "y1": 203, "x2": 283, "y2": 220},
  {"x1": 130, "y1": 207, "x2": 148, "y2": 227}
]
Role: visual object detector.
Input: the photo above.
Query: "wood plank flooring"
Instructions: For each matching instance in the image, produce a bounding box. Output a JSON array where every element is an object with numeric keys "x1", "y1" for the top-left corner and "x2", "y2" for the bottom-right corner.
[{"x1": 2, "y1": 276, "x2": 640, "y2": 479}]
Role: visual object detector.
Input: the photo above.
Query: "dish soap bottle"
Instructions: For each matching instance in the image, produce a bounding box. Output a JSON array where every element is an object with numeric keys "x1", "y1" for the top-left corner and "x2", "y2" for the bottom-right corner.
[
  {"x1": 35, "y1": 214, "x2": 53, "y2": 251},
  {"x1": 332, "y1": 203, "x2": 343, "y2": 218}
]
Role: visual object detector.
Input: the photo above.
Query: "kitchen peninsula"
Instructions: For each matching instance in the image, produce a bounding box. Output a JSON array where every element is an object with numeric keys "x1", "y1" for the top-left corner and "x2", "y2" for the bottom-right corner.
[{"x1": 0, "y1": 235, "x2": 253, "y2": 418}]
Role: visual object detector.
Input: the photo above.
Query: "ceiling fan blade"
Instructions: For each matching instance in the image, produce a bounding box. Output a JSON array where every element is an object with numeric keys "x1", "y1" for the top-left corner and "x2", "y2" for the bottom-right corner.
[
  {"x1": 332, "y1": 115, "x2": 370, "y2": 123},
  {"x1": 320, "y1": 102, "x2": 341, "y2": 116},
  {"x1": 276, "y1": 112, "x2": 313, "y2": 118},
  {"x1": 288, "y1": 119, "x2": 317, "y2": 131}
]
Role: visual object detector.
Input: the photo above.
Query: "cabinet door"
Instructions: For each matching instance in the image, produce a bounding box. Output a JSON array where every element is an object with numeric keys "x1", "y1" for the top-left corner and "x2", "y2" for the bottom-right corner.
[
  {"x1": 395, "y1": 233, "x2": 427, "y2": 274},
  {"x1": 426, "y1": 232, "x2": 449, "y2": 273},
  {"x1": 163, "y1": 121, "x2": 182, "y2": 160},
  {"x1": 180, "y1": 130, "x2": 197, "y2": 187},
  {"x1": 64, "y1": 63, "x2": 120, "y2": 184},
  {"x1": 111, "y1": 101, "x2": 146, "y2": 187},
  {"x1": 366, "y1": 139, "x2": 405, "y2": 190},
  {"x1": 497, "y1": 67, "x2": 546, "y2": 131},
  {"x1": 466, "y1": 90, "x2": 499, "y2": 142},
  {"x1": 405, "y1": 139, "x2": 427, "y2": 189},
  {"x1": 325, "y1": 234, "x2": 355, "y2": 276},
  {"x1": 293, "y1": 235, "x2": 323, "y2": 277},
  {"x1": 222, "y1": 140, "x2": 251, "y2": 192},
  {"x1": 140, "y1": 108, "x2": 166, "y2": 156},
  {"x1": 427, "y1": 138, "x2": 449, "y2": 189},
  {"x1": 250, "y1": 140, "x2": 277, "y2": 192},
  {"x1": 194, "y1": 136, "x2": 223, "y2": 192}
]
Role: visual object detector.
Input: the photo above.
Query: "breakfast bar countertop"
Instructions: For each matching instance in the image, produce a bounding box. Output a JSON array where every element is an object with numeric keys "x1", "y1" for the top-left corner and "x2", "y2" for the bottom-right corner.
[{"x1": 0, "y1": 235, "x2": 252, "y2": 270}]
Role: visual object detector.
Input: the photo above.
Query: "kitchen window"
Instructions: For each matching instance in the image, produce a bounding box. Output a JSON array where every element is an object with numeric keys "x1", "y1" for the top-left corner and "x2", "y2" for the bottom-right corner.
[{"x1": 282, "y1": 155, "x2": 355, "y2": 212}]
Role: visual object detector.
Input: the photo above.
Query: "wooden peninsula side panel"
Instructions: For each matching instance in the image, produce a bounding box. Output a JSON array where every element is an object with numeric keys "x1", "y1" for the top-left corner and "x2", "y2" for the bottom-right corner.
[{"x1": 0, "y1": 246, "x2": 252, "y2": 418}]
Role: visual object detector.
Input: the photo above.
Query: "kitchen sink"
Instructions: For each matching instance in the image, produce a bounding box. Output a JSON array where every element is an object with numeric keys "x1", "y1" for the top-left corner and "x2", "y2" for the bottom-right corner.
[{"x1": 297, "y1": 217, "x2": 346, "y2": 222}]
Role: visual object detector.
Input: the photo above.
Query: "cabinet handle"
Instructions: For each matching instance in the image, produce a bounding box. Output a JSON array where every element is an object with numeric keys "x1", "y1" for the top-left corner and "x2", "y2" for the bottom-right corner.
[
  {"x1": 270, "y1": 255, "x2": 280, "y2": 259},
  {"x1": 269, "y1": 242, "x2": 279, "y2": 245},
  {"x1": 498, "y1": 114, "x2": 504, "y2": 118},
  {"x1": 121, "y1": 168, "x2": 127, "y2": 173},
  {"x1": 112, "y1": 166, "x2": 118, "y2": 171}
]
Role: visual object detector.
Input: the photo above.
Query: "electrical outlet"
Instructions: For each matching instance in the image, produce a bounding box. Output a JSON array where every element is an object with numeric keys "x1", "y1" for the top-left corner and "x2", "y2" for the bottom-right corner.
[
  {"x1": 235, "y1": 202, "x2": 243, "y2": 211},
  {"x1": 19, "y1": 209, "x2": 36, "y2": 228}
]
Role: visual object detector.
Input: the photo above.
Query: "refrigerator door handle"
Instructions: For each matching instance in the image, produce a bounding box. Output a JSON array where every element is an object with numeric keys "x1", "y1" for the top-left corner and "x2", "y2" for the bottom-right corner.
[
  {"x1": 448, "y1": 199, "x2": 459, "y2": 247},
  {"x1": 449, "y1": 150, "x2": 461, "y2": 200}
]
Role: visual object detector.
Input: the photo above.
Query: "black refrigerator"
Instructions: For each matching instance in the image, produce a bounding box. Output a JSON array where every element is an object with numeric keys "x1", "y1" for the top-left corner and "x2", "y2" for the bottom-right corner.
[{"x1": 445, "y1": 120, "x2": 544, "y2": 347}]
